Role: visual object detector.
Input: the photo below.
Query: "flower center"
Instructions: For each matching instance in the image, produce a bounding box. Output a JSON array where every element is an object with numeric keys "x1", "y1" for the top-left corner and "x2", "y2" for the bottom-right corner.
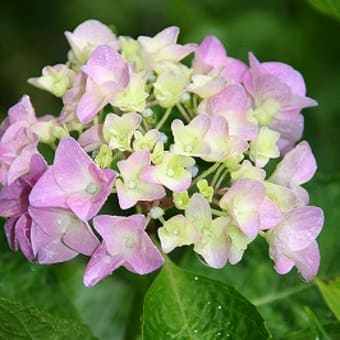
[
  {"x1": 128, "y1": 180, "x2": 137, "y2": 190},
  {"x1": 85, "y1": 182, "x2": 98, "y2": 195},
  {"x1": 184, "y1": 144, "x2": 193, "y2": 153},
  {"x1": 167, "y1": 168, "x2": 175, "y2": 177},
  {"x1": 125, "y1": 237, "x2": 136, "y2": 249}
]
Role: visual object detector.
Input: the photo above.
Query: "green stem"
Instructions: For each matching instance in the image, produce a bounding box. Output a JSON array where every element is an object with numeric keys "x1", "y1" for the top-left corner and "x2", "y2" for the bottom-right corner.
[
  {"x1": 251, "y1": 284, "x2": 314, "y2": 306},
  {"x1": 215, "y1": 169, "x2": 228, "y2": 189},
  {"x1": 142, "y1": 118, "x2": 150, "y2": 132},
  {"x1": 211, "y1": 164, "x2": 225, "y2": 188},
  {"x1": 192, "y1": 162, "x2": 221, "y2": 186},
  {"x1": 193, "y1": 94, "x2": 198, "y2": 110},
  {"x1": 211, "y1": 208, "x2": 228, "y2": 217},
  {"x1": 176, "y1": 103, "x2": 191, "y2": 122},
  {"x1": 156, "y1": 107, "x2": 173, "y2": 130}
]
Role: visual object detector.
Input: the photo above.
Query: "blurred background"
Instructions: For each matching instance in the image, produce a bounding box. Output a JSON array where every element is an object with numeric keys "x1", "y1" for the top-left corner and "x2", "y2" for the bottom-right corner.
[{"x1": 0, "y1": 1, "x2": 339, "y2": 339}]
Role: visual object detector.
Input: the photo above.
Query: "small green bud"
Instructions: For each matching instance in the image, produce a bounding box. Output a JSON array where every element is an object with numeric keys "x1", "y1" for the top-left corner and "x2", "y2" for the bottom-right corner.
[
  {"x1": 95, "y1": 144, "x2": 113, "y2": 168},
  {"x1": 53, "y1": 125, "x2": 69, "y2": 139},
  {"x1": 173, "y1": 191, "x2": 190, "y2": 210},
  {"x1": 151, "y1": 141, "x2": 164, "y2": 164},
  {"x1": 197, "y1": 179, "x2": 214, "y2": 202},
  {"x1": 224, "y1": 154, "x2": 244, "y2": 172}
]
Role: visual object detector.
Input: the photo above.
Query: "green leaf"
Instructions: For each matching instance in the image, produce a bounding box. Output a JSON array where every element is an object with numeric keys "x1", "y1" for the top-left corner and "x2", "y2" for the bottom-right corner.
[
  {"x1": 0, "y1": 229, "x2": 79, "y2": 320},
  {"x1": 315, "y1": 277, "x2": 340, "y2": 320},
  {"x1": 282, "y1": 322, "x2": 340, "y2": 340},
  {"x1": 308, "y1": 0, "x2": 340, "y2": 21},
  {"x1": 303, "y1": 306, "x2": 332, "y2": 340},
  {"x1": 0, "y1": 229, "x2": 134, "y2": 339},
  {"x1": 0, "y1": 297, "x2": 96, "y2": 340},
  {"x1": 51, "y1": 262, "x2": 135, "y2": 340},
  {"x1": 142, "y1": 258, "x2": 270, "y2": 339}
]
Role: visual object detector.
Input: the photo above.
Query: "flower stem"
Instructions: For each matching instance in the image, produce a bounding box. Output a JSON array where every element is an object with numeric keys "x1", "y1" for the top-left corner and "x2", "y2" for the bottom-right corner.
[
  {"x1": 156, "y1": 107, "x2": 173, "y2": 130},
  {"x1": 211, "y1": 208, "x2": 228, "y2": 217},
  {"x1": 192, "y1": 162, "x2": 220, "y2": 185},
  {"x1": 176, "y1": 103, "x2": 191, "y2": 122},
  {"x1": 211, "y1": 164, "x2": 225, "y2": 188},
  {"x1": 215, "y1": 169, "x2": 228, "y2": 189}
]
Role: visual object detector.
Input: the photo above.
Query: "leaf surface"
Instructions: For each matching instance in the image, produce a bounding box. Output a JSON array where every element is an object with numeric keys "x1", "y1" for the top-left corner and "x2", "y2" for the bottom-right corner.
[{"x1": 142, "y1": 258, "x2": 270, "y2": 339}]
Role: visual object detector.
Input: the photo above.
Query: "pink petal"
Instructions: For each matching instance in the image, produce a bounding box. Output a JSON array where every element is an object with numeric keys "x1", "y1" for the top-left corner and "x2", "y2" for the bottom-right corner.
[
  {"x1": 66, "y1": 194, "x2": 93, "y2": 222},
  {"x1": 0, "y1": 180, "x2": 25, "y2": 217},
  {"x1": 140, "y1": 166, "x2": 160, "y2": 185},
  {"x1": 76, "y1": 80, "x2": 107, "y2": 124},
  {"x1": 62, "y1": 222, "x2": 99, "y2": 256},
  {"x1": 259, "y1": 61, "x2": 307, "y2": 96},
  {"x1": 220, "y1": 179, "x2": 264, "y2": 238},
  {"x1": 31, "y1": 222, "x2": 77, "y2": 264},
  {"x1": 208, "y1": 84, "x2": 257, "y2": 140},
  {"x1": 66, "y1": 19, "x2": 119, "y2": 50},
  {"x1": 270, "y1": 141, "x2": 317, "y2": 187},
  {"x1": 82, "y1": 45, "x2": 129, "y2": 86},
  {"x1": 4, "y1": 217, "x2": 19, "y2": 251},
  {"x1": 124, "y1": 229, "x2": 164, "y2": 274},
  {"x1": 291, "y1": 241, "x2": 320, "y2": 282},
  {"x1": 29, "y1": 153, "x2": 48, "y2": 180},
  {"x1": 78, "y1": 124, "x2": 104, "y2": 152},
  {"x1": 190, "y1": 114, "x2": 211, "y2": 133},
  {"x1": 274, "y1": 254, "x2": 295, "y2": 275},
  {"x1": 285, "y1": 206, "x2": 324, "y2": 251},
  {"x1": 193, "y1": 35, "x2": 227, "y2": 73},
  {"x1": 117, "y1": 150, "x2": 150, "y2": 179},
  {"x1": 259, "y1": 197, "x2": 283, "y2": 230},
  {"x1": 28, "y1": 206, "x2": 70, "y2": 236},
  {"x1": 155, "y1": 26, "x2": 179, "y2": 45},
  {"x1": 8, "y1": 95, "x2": 36, "y2": 124},
  {"x1": 29, "y1": 168, "x2": 67, "y2": 209},
  {"x1": 269, "y1": 111, "x2": 304, "y2": 153},
  {"x1": 53, "y1": 137, "x2": 92, "y2": 191},
  {"x1": 159, "y1": 43, "x2": 196, "y2": 62},
  {"x1": 7, "y1": 142, "x2": 38, "y2": 185},
  {"x1": 83, "y1": 244, "x2": 123, "y2": 287},
  {"x1": 15, "y1": 214, "x2": 34, "y2": 260},
  {"x1": 224, "y1": 57, "x2": 248, "y2": 83}
]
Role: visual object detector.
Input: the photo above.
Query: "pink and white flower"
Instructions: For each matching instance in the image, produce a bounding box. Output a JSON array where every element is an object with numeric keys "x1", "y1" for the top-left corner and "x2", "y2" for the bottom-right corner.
[
  {"x1": 29, "y1": 137, "x2": 115, "y2": 221},
  {"x1": 0, "y1": 154, "x2": 47, "y2": 260},
  {"x1": 115, "y1": 151, "x2": 166, "y2": 209},
  {"x1": 266, "y1": 206, "x2": 324, "y2": 281},
  {"x1": 138, "y1": 26, "x2": 196, "y2": 71},
  {"x1": 192, "y1": 35, "x2": 248, "y2": 83},
  {"x1": 65, "y1": 19, "x2": 120, "y2": 64},
  {"x1": 77, "y1": 45, "x2": 130, "y2": 123},
  {"x1": 269, "y1": 141, "x2": 317, "y2": 205},
  {"x1": 30, "y1": 206, "x2": 99, "y2": 264},
  {"x1": 199, "y1": 84, "x2": 258, "y2": 141},
  {"x1": 141, "y1": 152, "x2": 194, "y2": 192},
  {"x1": 243, "y1": 53, "x2": 318, "y2": 152},
  {"x1": 84, "y1": 214, "x2": 164, "y2": 287},
  {"x1": 219, "y1": 179, "x2": 282, "y2": 238}
]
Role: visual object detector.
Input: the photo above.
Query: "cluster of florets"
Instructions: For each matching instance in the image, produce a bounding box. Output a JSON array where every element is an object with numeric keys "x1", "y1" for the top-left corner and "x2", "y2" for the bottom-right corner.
[{"x1": 0, "y1": 20, "x2": 324, "y2": 287}]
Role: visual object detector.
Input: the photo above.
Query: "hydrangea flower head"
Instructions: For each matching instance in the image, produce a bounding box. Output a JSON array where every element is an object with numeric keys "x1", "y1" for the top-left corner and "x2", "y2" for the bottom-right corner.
[{"x1": 0, "y1": 20, "x2": 324, "y2": 287}]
